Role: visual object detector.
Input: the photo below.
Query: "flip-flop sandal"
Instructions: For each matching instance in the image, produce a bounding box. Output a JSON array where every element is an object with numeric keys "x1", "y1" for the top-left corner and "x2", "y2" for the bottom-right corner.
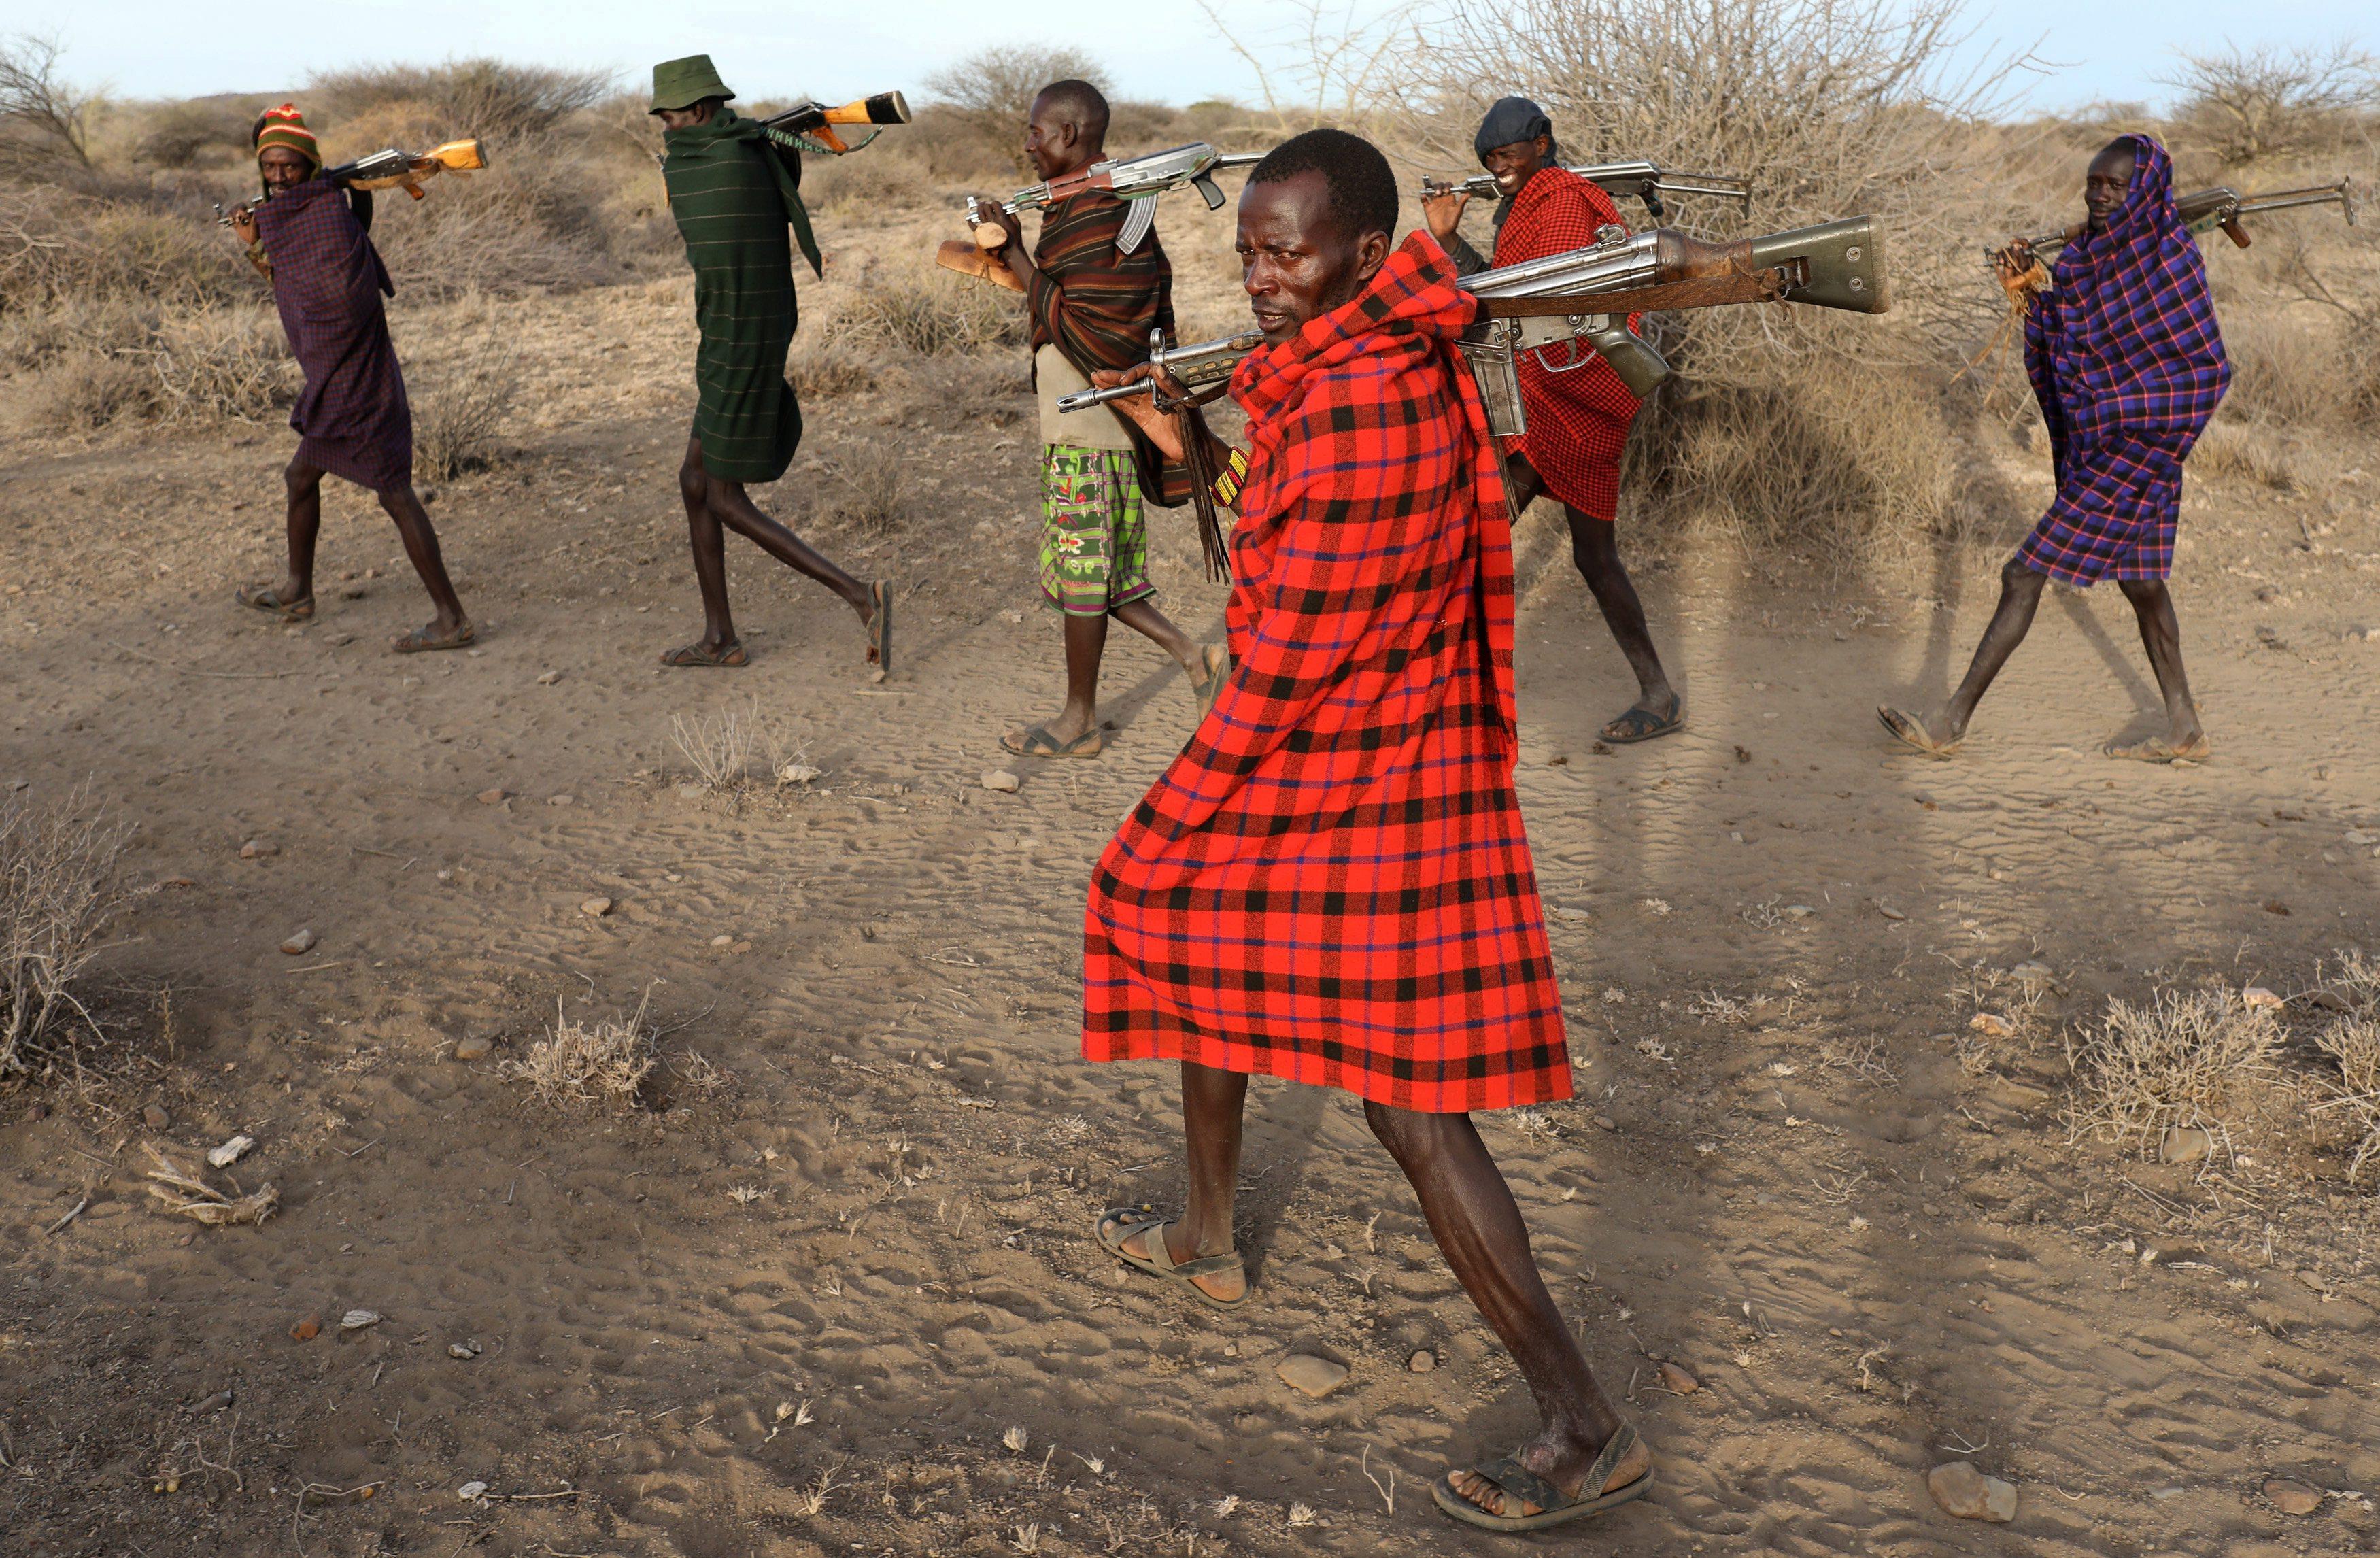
[
  {"x1": 1189, "y1": 643, "x2": 1231, "y2": 717},
  {"x1": 1876, "y1": 705, "x2": 1962, "y2": 758},
  {"x1": 1601, "y1": 694, "x2": 1683, "y2": 745},
  {"x1": 2103, "y1": 734, "x2": 2211, "y2": 764},
  {"x1": 867, "y1": 581, "x2": 893, "y2": 677},
  {"x1": 1094, "y1": 1209, "x2": 1250, "y2": 1310},
  {"x1": 392, "y1": 621, "x2": 475, "y2": 654},
  {"x1": 236, "y1": 583, "x2": 313, "y2": 621},
  {"x1": 659, "y1": 641, "x2": 748, "y2": 668},
  {"x1": 1000, "y1": 723, "x2": 1105, "y2": 758},
  {"x1": 1431, "y1": 1424, "x2": 1654, "y2": 1533}
]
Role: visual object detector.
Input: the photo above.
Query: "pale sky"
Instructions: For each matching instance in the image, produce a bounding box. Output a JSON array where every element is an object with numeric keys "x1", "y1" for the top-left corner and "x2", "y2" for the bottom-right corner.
[{"x1": 36, "y1": 1, "x2": 2377, "y2": 114}]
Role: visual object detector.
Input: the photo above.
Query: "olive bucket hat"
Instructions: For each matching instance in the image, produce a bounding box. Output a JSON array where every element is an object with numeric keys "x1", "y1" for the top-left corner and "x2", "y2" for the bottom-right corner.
[{"x1": 650, "y1": 54, "x2": 735, "y2": 114}]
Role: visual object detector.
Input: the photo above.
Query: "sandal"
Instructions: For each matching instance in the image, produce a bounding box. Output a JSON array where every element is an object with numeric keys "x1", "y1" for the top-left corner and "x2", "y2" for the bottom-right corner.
[
  {"x1": 1190, "y1": 643, "x2": 1231, "y2": 717},
  {"x1": 1432, "y1": 1424, "x2": 1654, "y2": 1532},
  {"x1": 1000, "y1": 723, "x2": 1105, "y2": 758},
  {"x1": 660, "y1": 641, "x2": 748, "y2": 668},
  {"x1": 2104, "y1": 733, "x2": 2211, "y2": 764},
  {"x1": 1601, "y1": 694, "x2": 1682, "y2": 745},
  {"x1": 1877, "y1": 705, "x2": 1962, "y2": 758},
  {"x1": 867, "y1": 581, "x2": 893, "y2": 678},
  {"x1": 1094, "y1": 1209, "x2": 1249, "y2": 1310},
  {"x1": 236, "y1": 583, "x2": 313, "y2": 622},
  {"x1": 392, "y1": 620, "x2": 474, "y2": 654}
]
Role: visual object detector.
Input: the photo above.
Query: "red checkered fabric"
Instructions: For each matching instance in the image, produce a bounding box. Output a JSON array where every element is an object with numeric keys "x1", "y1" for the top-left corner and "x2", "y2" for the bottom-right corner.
[
  {"x1": 1494, "y1": 167, "x2": 1642, "y2": 520},
  {"x1": 1081, "y1": 233, "x2": 1572, "y2": 1114}
]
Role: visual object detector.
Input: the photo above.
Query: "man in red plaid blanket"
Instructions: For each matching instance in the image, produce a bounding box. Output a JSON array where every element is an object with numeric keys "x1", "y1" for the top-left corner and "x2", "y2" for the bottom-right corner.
[
  {"x1": 1082, "y1": 129, "x2": 1654, "y2": 1535},
  {"x1": 1422, "y1": 97, "x2": 1679, "y2": 744}
]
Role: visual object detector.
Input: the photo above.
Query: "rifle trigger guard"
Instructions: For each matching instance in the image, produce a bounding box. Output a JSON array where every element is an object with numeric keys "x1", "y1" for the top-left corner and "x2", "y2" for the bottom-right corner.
[{"x1": 1527, "y1": 328, "x2": 1599, "y2": 375}]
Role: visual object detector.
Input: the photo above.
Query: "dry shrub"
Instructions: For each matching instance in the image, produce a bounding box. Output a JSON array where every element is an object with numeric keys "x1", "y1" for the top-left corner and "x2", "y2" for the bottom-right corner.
[
  {"x1": 1, "y1": 785, "x2": 131, "y2": 1083},
  {"x1": 2191, "y1": 420, "x2": 2300, "y2": 491},
  {"x1": 2217, "y1": 311, "x2": 2345, "y2": 428},
  {"x1": 150, "y1": 305, "x2": 294, "y2": 421},
  {"x1": 1635, "y1": 357, "x2": 1953, "y2": 553},
  {"x1": 11, "y1": 301, "x2": 292, "y2": 433},
  {"x1": 29, "y1": 350, "x2": 160, "y2": 430},
  {"x1": 305, "y1": 59, "x2": 613, "y2": 146},
  {"x1": 2158, "y1": 41, "x2": 2379, "y2": 168},
  {"x1": 922, "y1": 46, "x2": 1112, "y2": 177},
  {"x1": 0, "y1": 184, "x2": 248, "y2": 309},
  {"x1": 672, "y1": 704, "x2": 758, "y2": 793},
  {"x1": 2062, "y1": 987, "x2": 2280, "y2": 1153},
  {"x1": 2315, "y1": 1018, "x2": 2380, "y2": 1185},
  {"x1": 819, "y1": 445, "x2": 906, "y2": 537},
  {"x1": 507, "y1": 992, "x2": 656, "y2": 1108},
  {"x1": 832, "y1": 261, "x2": 1024, "y2": 357},
  {"x1": 411, "y1": 343, "x2": 518, "y2": 479},
  {"x1": 790, "y1": 335, "x2": 877, "y2": 398}
]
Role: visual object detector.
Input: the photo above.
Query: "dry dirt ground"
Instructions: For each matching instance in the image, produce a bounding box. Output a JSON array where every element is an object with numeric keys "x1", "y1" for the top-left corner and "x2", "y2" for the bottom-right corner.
[{"x1": 4, "y1": 256, "x2": 2380, "y2": 1558}]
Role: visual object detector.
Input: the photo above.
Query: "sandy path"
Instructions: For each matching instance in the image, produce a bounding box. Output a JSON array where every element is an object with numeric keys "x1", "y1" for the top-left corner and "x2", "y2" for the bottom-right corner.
[{"x1": 2, "y1": 284, "x2": 2378, "y2": 1557}]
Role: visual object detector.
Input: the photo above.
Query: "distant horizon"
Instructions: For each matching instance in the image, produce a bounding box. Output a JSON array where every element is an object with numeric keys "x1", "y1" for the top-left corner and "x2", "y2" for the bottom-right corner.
[{"x1": 38, "y1": 2, "x2": 2375, "y2": 120}]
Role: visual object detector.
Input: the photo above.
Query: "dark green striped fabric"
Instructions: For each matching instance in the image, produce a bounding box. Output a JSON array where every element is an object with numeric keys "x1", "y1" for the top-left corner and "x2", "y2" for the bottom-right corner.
[{"x1": 663, "y1": 109, "x2": 821, "y2": 483}]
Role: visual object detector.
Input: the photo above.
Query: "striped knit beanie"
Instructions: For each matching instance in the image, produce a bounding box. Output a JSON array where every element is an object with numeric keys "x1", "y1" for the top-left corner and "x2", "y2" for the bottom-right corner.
[{"x1": 254, "y1": 104, "x2": 322, "y2": 168}]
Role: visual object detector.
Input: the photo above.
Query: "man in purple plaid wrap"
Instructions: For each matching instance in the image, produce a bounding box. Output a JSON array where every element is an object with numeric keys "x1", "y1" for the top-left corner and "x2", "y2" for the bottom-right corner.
[
  {"x1": 226, "y1": 105, "x2": 471, "y2": 653},
  {"x1": 1880, "y1": 133, "x2": 2228, "y2": 764}
]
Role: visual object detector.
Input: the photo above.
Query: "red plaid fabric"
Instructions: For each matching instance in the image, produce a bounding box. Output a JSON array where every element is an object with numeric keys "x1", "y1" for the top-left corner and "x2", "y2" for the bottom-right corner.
[
  {"x1": 2016, "y1": 135, "x2": 2229, "y2": 586},
  {"x1": 251, "y1": 177, "x2": 411, "y2": 492},
  {"x1": 1494, "y1": 167, "x2": 1642, "y2": 520},
  {"x1": 1081, "y1": 233, "x2": 1572, "y2": 1114}
]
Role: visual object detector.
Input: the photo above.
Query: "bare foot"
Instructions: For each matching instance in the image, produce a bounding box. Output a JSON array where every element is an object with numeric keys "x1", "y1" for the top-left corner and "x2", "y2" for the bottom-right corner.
[{"x1": 1446, "y1": 1431, "x2": 1651, "y2": 1519}]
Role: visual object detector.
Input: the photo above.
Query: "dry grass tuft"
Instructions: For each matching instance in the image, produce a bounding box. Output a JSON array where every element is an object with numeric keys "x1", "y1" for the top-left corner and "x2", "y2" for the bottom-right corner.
[
  {"x1": 832, "y1": 263, "x2": 1024, "y2": 358},
  {"x1": 411, "y1": 342, "x2": 518, "y2": 480},
  {"x1": 2310, "y1": 951, "x2": 2380, "y2": 1184},
  {"x1": 819, "y1": 446, "x2": 906, "y2": 537},
  {"x1": 1, "y1": 784, "x2": 131, "y2": 1082},
  {"x1": 2192, "y1": 420, "x2": 2300, "y2": 491},
  {"x1": 2062, "y1": 986, "x2": 2281, "y2": 1153},
  {"x1": 672, "y1": 705, "x2": 757, "y2": 794},
  {"x1": 507, "y1": 992, "x2": 657, "y2": 1108}
]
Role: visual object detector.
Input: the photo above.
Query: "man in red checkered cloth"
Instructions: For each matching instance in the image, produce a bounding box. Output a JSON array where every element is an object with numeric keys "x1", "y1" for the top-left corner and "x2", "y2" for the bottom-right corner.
[
  {"x1": 1081, "y1": 129, "x2": 1654, "y2": 1536},
  {"x1": 1423, "y1": 97, "x2": 1680, "y2": 744}
]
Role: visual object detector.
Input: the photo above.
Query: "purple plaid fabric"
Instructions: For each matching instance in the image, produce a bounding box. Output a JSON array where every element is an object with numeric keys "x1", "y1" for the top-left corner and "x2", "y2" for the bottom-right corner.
[
  {"x1": 252, "y1": 179, "x2": 413, "y2": 492},
  {"x1": 2016, "y1": 134, "x2": 2228, "y2": 586}
]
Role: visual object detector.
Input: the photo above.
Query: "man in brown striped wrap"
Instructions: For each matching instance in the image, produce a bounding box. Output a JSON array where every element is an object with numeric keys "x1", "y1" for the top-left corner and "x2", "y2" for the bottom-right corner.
[{"x1": 970, "y1": 80, "x2": 1226, "y2": 758}]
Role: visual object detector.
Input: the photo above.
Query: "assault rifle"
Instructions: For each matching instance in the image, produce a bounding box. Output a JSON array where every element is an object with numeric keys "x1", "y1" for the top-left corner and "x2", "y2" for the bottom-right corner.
[
  {"x1": 215, "y1": 139, "x2": 488, "y2": 224},
  {"x1": 966, "y1": 142, "x2": 1265, "y2": 248},
  {"x1": 2001, "y1": 178, "x2": 2357, "y2": 258},
  {"x1": 759, "y1": 92, "x2": 912, "y2": 154},
  {"x1": 1057, "y1": 215, "x2": 1889, "y2": 426},
  {"x1": 1420, "y1": 160, "x2": 1752, "y2": 220}
]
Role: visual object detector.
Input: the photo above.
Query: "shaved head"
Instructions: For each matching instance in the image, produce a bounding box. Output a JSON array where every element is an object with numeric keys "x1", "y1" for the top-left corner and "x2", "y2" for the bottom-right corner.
[{"x1": 1034, "y1": 78, "x2": 1110, "y2": 147}]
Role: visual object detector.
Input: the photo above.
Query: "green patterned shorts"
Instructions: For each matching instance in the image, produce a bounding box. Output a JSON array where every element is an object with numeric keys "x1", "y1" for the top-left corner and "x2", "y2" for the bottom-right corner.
[{"x1": 1040, "y1": 444, "x2": 1154, "y2": 617}]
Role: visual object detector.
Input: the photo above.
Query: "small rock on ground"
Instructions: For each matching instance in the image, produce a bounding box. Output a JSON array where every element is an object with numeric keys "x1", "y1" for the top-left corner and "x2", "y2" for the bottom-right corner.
[
  {"x1": 239, "y1": 839, "x2": 279, "y2": 858},
  {"x1": 1276, "y1": 1354, "x2": 1349, "y2": 1398},
  {"x1": 2158, "y1": 1126, "x2": 2213, "y2": 1165},
  {"x1": 141, "y1": 1104, "x2": 171, "y2": 1130},
  {"x1": 981, "y1": 770, "x2": 1020, "y2": 793},
  {"x1": 2265, "y1": 1479, "x2": 2323, "y2": 1517},
  {"x1": 537, "y1": 671, "x2": 562, "y2": 685},
  {"x1": 279, "y1": 928, "x2": 317, "y2": 955},
  {"x1": 1657, "y1": 1361, "x2": 1701, "y2": 1393},
  {"x1": 1927, "y1": 1461, "x2": 2016, "y2": 1522},
  {"x1": 289, "y1": 1315, "x2": 322, "y2": 1342},
  {"x1": 548, "y1": 794, "x2": 575, "y2": 807},
  {"x1": 1408, "y1": 1350, "x2": 1436, "y2": 1373},
  {"x1": 477, "y1": 788, "x2": 507, "y2": 805},
  {"x1": 452, "y1": 1036, "x2": 494, "y2": 1062},
  {"x1": 581, "y1": 896, "x2": 613, "y2": 917}
]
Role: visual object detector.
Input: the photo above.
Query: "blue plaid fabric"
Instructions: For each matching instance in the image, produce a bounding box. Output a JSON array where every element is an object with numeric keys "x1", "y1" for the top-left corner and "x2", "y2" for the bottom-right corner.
[{"x1": 2017, "y1": 134, "x2": 2230, "y2": 585}]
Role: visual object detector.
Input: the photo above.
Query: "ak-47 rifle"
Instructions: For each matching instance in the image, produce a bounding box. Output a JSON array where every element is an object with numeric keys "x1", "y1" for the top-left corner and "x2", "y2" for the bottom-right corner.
[
  {"x1": 964, "y1": 142, "x2": 1264, "y2": 248},
  {"x1": 2001, "y1": 177, "x2": 2357, "y2": 258},
  {"x1": 1420, "y1": 160, "x2": 1752, "y2": 220},
  {"x1": 1059, "y1": 216, "x2": 1888, "y2": 572},
  {"x1": 215, "y1": 138, "x2": 488, "y2": 225},
  {"x1": 758, "y1": 92, "x2": 912, "y2": 153}
]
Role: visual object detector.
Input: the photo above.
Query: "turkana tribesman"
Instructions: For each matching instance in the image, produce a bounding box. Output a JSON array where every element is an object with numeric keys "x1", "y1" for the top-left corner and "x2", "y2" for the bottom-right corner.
[
  {"x1": 226, "y1": 105, "x2": 471, "y2": 652},
  {"x1": 650, "y1": 56, "x2": 889, "y2": 673},
  {"x1": 1082, "y1": 129, "x2": 1652, "y2": 1534},
  {"x1": 1880, "y1": 133, "x2": 2227, "y2": 762},
  {"x1": 968, "y1": 80, "x2": 1226, "y2": 759},
  {"x1": 1422, "y1": 97, "x2": 1679, "y2": 743}
]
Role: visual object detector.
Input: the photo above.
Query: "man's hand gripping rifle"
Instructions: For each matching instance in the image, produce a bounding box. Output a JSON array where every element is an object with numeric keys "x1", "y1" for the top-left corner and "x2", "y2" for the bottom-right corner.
[
  {"x1": 1059, "y1": 214, "x2": 1890, "y2": 433},
  {"x1": 1418, "y1": 159, "x2": 1752, "y2": 220}
]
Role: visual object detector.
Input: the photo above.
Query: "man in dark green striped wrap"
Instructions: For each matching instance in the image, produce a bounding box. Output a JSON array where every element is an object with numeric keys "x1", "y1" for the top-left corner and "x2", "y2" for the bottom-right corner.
[{"x1": 652, "y1": 54, "x2": 890, "y2": 675}]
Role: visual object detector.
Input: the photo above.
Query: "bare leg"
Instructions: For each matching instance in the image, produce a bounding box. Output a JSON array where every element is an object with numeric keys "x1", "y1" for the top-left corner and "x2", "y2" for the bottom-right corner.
[
  {"x1": 2116, "y1": 577, "x2": 2207, "y2": 751},
  {"x1": 1365, "y1": 1102, "x2": 1646, "y2": 1516},
  {"x1": 376, "y1": 482, "x2": 467, "y2": 634},
  {"x1": 676, "y1": 437, "x2": 740, "y2": 654},
  {"x1": 1111, "y1": 596, "x2": 1201, "y2": 672},
  {"x1": 1566, "y1": 510, "x2": 1674, "y2": 724},
  {"x1": 1117, "y1": 1061, "x2": 1248, "y2": 1303},
  {"x1": 706, "y1": 477, "x2": 872, "y2": 622},
  {"x1": 1032, "y1": 597, "x2": 1204, "y2": 747},
  {"x1": 1939, "y1": 557, "x2": 2049, "y2": 739},
  {"x1": 279, "y1": 459, "x2": 324, "y2": 605}
]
